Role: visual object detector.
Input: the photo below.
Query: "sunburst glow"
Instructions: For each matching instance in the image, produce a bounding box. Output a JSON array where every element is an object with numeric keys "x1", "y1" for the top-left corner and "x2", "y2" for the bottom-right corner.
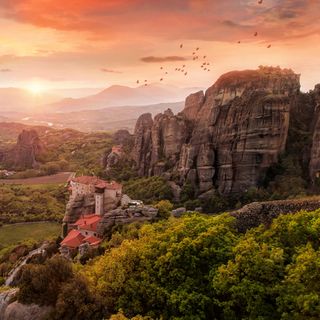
[{"x1": 26, "y1": 82, "x2": 46, "y2": 95}]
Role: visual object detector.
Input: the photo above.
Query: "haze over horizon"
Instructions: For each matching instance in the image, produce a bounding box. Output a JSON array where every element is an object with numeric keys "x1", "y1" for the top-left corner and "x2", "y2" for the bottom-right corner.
[{"x1": 0, "y1": 0, "x2": 319, "y2": 96}]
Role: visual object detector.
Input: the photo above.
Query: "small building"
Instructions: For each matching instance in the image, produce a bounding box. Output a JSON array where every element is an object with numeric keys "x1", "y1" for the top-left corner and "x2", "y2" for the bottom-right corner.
[
  {"x1": 68, "y1": 176, "x2": 122, "y2": 214},
  {"x1": 60, "y1": 214, "x2": 102, "y2": 256}
]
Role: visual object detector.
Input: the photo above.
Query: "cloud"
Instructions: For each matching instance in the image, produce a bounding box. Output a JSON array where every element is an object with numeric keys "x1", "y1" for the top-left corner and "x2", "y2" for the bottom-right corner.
[
  {"x1": 0, "y1": 0, "x2": 318, "y2": 43},
  {"x1": 0, "y1": 68, "x2": 12, "y2": 72},
  {"x1": 141, "y1": 56, "x2": 187, "y2": 63},
  {"x1": 100, "y1": 68, "x2": 122, "y2": 74}
]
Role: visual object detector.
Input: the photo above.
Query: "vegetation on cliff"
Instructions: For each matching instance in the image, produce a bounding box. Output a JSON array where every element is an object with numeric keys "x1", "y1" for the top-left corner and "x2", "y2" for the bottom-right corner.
[{"x1": 12, "y1": 209, "x2": 320, "y2": 319}]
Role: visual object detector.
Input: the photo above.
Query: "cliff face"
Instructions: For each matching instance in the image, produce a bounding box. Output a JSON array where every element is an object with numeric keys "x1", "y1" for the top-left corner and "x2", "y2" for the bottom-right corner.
[
  {"x1": 3, "y1": 129, "x2": 45, "y2": 170},
  {"x1": 132, "y1": 67, "x2": 302, "y2": 196},
  {"x1": 309, "y1": 85, "x2": 320, "y2": 183}
]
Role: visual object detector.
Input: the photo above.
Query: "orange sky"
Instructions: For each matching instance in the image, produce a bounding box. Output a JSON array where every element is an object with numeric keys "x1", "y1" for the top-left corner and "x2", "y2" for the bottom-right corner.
[{"x1": 0, "y1": 0, "x2": 319, "y2": 92}]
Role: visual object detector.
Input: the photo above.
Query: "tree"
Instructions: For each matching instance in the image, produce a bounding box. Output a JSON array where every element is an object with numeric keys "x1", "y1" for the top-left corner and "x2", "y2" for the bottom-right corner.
[{"x1": 154, "y1": 200, "x2": 173, "y2": 219}]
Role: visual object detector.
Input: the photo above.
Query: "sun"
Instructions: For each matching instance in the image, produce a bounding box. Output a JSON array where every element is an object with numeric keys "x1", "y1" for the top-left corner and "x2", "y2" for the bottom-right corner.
[{"x1": 26, "y1": 82, "x2": 46, "y2": 95}]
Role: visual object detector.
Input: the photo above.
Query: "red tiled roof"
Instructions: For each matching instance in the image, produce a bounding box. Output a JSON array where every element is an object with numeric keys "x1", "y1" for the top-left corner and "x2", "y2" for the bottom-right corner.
[
  {"x1": 71, "y1": 176, "x2": 122, "y2": 190},
  {"x1": 74, "y1": 214, "x2": 101, "y2": 232},
  {"x1": 61, "y1": 230, "x2": 84, "y2": 249},
  {"x1": 83, "y1": 235, "x2": 102, "y2": 246}
]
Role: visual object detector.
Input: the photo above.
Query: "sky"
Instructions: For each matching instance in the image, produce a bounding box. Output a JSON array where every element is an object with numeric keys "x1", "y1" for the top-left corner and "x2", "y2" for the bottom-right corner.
[{"x1": 0, "y1": 0, "x2": 319, "y2": 92}]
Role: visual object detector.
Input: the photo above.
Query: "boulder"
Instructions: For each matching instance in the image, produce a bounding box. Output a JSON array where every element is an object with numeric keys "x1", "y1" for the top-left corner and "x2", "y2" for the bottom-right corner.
[
  {"x1": 0, "y1": 289, "x2": 18, "y2": 318},
  {"x1": 172, "y1": 207, "x2": 187, "y2": 217}
]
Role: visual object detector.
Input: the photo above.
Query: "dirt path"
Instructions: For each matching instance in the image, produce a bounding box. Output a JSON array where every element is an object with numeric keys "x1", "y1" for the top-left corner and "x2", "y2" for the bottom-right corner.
[{"x1": 0, "y1": 172, "x2": 75, "y2": 185}]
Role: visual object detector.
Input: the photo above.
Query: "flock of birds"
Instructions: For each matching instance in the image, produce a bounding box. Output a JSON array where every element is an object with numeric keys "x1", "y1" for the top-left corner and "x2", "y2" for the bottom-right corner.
[{"x1": 137, "y1": 0, "x2": 269, "y2": 87}]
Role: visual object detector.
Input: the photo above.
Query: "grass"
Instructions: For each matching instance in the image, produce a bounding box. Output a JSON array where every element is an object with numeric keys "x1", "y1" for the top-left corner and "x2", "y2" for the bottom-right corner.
[{"x1": 0, "y1": 222, "x2": 61, "y2": 248}]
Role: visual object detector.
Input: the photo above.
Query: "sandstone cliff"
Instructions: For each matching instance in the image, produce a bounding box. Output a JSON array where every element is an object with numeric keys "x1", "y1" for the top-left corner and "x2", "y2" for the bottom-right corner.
[
  {"x1": 132, "y1": 67, "x2": 301, "y2": 196},
  {"x1": 309, "y1": 85, "x2": 320, "y2": 183}
]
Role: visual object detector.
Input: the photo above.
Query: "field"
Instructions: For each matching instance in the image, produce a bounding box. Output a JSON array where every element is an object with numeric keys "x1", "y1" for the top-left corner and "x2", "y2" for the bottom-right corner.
[
  {"x1": 0, "y1": 172, "x2": 74, "y2": 185},
  {"x1": 0, "y1": 222, "x2": 61, "y2": 247}
]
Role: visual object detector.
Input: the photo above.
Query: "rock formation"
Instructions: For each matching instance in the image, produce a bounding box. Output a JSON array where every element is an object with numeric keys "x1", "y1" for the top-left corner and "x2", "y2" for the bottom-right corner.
[
  {"x1": 230, "y1": 197, "x2": 320, "y2": 233},
  {"x1": 132, "y1": 67, "x2": 301, "y2": 196},
  {"x1": 3, "y1": 129, "x2": 45, "y2": 170},
  {"x1": 113, "y1": 129, "x2": 133, "y2": 146},
  {"x1": 309, "y1": 85, "x2": 320, "y2": 183},
  {"x1": 97, "y1": 205, "x2": 158, "y2": 235}
]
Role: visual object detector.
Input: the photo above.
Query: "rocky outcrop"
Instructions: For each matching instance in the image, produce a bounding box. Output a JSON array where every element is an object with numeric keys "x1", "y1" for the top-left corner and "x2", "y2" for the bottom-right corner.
[
  {"x1": 104, "y1": 151, "x2": 121, "y2": 172},
  {"x1": 2, "y1": 301, "x2": 52, "y2": 320},
  {"x1": 113, "y1": 129, "x2": 133, "y2": 146},
  {"x1": 63, "y1": 194, "x2": 95, "y2": 227},
  {"x1": 0, "y1": 289, "x2": 17, "y2": 318},
  {"x1": 230, "y1": 197, "x2": 320, "y2": 232},
  {"x1": 4, "y1": 129, "x2": 45, "y2": 170},
  {"x1": 309, "y1": 85, "x2": 320, "y2": 183},
  {"x1": 132, "y1": 113, "x2": 154, "y2": 176},
  {"x1": 97, "y1": 206, "x2": 158, "y2": 235},
  {"x1": 132, "y1": 67, "x2": 301, "y2": 196}
]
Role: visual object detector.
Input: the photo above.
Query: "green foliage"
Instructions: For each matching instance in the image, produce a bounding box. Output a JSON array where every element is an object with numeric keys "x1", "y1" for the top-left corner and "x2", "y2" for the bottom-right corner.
[
  {"x1": 0, "y1": 184, "x2": 67, "y2": 224},
  {"x1": 10, "y1": 208, "x2": 320, "y2": 319},
  {"x1": 104, "y1": 158, "x2": 138, "y2": 182},
  {"x1": 180, "y1": 182, "x2": 195, "y2": 203},
  {"x1": 213, "y1": 209, "x2": 320, "y2": 320},
  {"x1": 52, "y1": 275, "x2": 104, "y2": 320},
  {"x1": 17, "y1": 255, "x2": 74, "y2": 305},
  {"x1": 154, "y1": 200, "x2": 173, "y2": 219},
  {"x1": 84, "y1": 214, "x2": 237, "y2": 319},
  {"x1": 16, "y1": 255, "x2": 105, "y2": 319},
  {"x1": 123, "y1": 176, "x2": 173, "y2": 203},
  {"x1": 110, "y1": 311, "x2": 154, "y2": 319}
]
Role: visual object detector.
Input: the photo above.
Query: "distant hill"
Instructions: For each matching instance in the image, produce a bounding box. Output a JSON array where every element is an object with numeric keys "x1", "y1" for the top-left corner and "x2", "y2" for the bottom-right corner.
[
  {"x1": 45, "y1": 84, "x2": 201, "y2": 112},
  {"x1": 17, "y1": 101, "x2": 185, "y2": 132}
]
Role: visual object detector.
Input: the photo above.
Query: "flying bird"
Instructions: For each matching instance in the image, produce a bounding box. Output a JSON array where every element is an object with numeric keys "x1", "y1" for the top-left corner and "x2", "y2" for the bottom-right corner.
[
  {"x1": 145, "y1": 84, "x2": 148, "y2": 86},
  {"x1": 180, "y1": 44, "x2": 183, "y2": 48},
  {"x1": 203, "y1": 55, "x2": 207, "y2": 59},
  {"x1": 160, "y1": 78, "x2": 163, "y2": 81},
  {"x1": 204, "y1": 68, "x2": 207, "y2": 71},
  {"x1": 208, "y1": 69, "x2": 210, "y2": 72},
  {"x1": 254, "y1": 32, "x2": 258, "y2": 37},
  {"x1": 267, "y1": 44, "x2": 272, "y2": 48},
  {"x1": 196, "y1": 47, "x2": 199, "y2": 51},
  {"x1": 192, "y1": 52, "x2": 196, "y2": 55},
  {"x1": 183, "y1": 64, "x2": 186, "y2": 67},
  {"x1": 258, "y1": 0, "x2": 263, "y2": 4},
  {"x1": 184, "y1": 72, "x2": 187, "y2": 76},
  {"x1": 165, "y1": 72, "x2": 168, "y2": 74},
  {"x1": 136, "y1": 80, "x2": 139, "y2": 84},
  {"x1": 238, "y1": 41, "x2": 241, "y2": 44},
  {"x1": 160, "y1": 67, "x2": 163, "y2": 69}
]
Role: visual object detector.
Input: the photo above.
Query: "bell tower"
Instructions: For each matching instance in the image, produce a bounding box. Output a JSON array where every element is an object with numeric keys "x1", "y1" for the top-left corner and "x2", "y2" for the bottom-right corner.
[{"x1": 94, "y1": 185, "x2": 105, "y2": 216}]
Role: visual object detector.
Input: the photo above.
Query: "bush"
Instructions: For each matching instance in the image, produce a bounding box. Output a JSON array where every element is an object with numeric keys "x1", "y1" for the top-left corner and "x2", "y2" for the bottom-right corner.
[
  {"x1": 154, "y1": 200, "x2": 173, "y2": 219},
  {"x1": 123, "y1": 177, "x2": 173, "y2": 204}
]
